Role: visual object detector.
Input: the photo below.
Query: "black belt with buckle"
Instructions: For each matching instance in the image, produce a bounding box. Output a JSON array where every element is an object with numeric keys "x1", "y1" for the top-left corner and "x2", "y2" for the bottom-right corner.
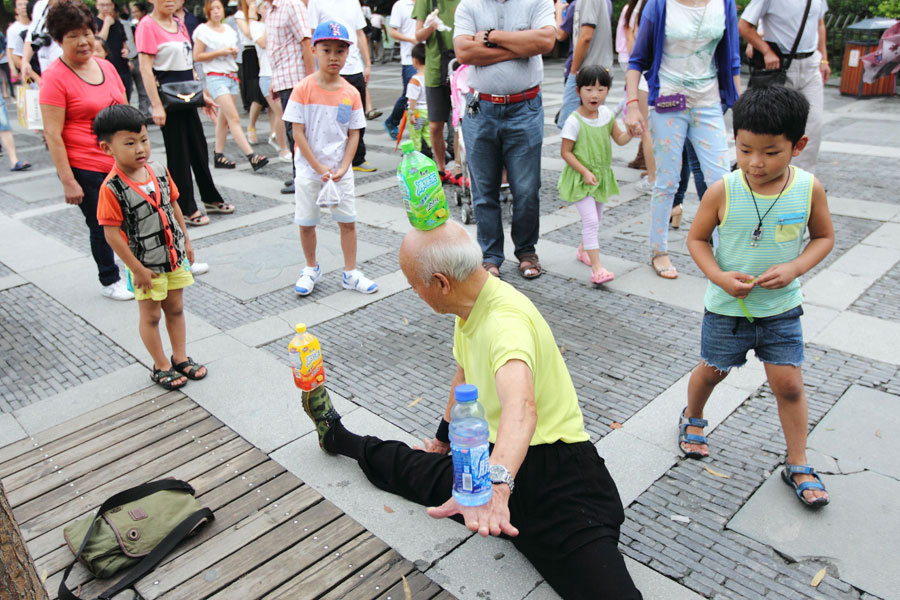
[{"x1": 478, "y1": 85, "x2": 541, "y2": 105}]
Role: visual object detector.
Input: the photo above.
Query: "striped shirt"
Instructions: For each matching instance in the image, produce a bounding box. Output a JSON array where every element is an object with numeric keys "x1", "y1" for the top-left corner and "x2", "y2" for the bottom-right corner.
[
  {"x1": 266, "y1": 0, "x2": 312, "y2": 93},
  {"x1": 704, "y1": 167, "x2": 812, "y2": 318}
]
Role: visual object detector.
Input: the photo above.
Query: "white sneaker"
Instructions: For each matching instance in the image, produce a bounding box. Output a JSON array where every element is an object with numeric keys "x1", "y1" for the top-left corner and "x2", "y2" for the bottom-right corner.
[
  {"x1": 635, "y1": 176, "x2": 655, "y2": 194},
  {"x1": 101, "y1": 279, "x2": 134, "y2": 301},
  {"x1": 268, "y1": 132, "x2": 280, "y2": 152},
  {"x1": 279, "y1": 151, "x2": 292, "y2": 163},
  {"x1": 294, "y1": 264, "x2": 321, "y2": 296},
  {"x1": 342, "y1": 269, "x2": 378, "y2": 294},
  {"x1": 190, "y1": 262, "x2": 209, "y2": 275}
]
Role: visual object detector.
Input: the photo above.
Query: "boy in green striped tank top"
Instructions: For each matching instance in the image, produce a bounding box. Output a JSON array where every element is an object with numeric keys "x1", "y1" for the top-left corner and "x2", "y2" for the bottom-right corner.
[{"x1": 682, "y1": 86, "x2": 835, "y2": 508}]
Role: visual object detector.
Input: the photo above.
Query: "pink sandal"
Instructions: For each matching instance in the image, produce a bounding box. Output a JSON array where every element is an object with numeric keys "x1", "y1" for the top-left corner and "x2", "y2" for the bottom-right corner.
[
  {"x1": 591, "y1": 268, "x2": 615, "y2": 285},
  {"x1": 575, "y1": 247, "x2": 592, "y2": 267}
]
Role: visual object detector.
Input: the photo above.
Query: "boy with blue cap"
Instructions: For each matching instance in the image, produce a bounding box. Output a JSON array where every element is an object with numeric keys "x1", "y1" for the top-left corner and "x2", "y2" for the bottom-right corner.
[{"x1": 282, "y1": 21, "x2": 378, "y2": 296}]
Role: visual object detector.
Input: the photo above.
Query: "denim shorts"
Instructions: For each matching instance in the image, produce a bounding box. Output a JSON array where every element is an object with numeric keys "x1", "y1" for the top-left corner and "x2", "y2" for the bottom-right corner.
[
  {"x1": 700, "y1": 305, "x2": 805, "y2": 371},
  {"x1": 0, "y1": 94, "x2": 10, "y2": 132},
  {"x1": 259, "y1": 75, "x2": 271, "y2": 98},
  {"x1": 206, "y1": 74, "x2": 239, "y2": 99}
]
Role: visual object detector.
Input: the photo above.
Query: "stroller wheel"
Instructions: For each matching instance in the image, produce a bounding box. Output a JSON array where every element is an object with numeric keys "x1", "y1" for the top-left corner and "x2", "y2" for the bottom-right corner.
[
  {"x1": 454, "y1": 188, "x2": 463, "y2": 206},
  {"x1": 461, "y1": 204, "x2": 474, "y2": 224}
]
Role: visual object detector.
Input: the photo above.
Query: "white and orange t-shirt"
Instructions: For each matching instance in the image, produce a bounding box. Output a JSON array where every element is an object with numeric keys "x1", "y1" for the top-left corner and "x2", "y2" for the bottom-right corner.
[{"x1": 282, "y1": 75, "x2": 365, "y2": 180}]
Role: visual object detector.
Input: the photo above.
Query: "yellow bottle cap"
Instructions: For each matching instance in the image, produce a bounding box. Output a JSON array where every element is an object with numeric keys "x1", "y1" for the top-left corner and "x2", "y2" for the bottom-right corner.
[{"x1": 295, "y1": 323, "x2": 306, "y2": 333}]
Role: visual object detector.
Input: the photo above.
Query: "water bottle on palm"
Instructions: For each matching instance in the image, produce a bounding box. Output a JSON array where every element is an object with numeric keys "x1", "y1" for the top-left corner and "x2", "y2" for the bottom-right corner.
[{"x1": 449, "y1": 384, "x2": 492, "y2": 506}]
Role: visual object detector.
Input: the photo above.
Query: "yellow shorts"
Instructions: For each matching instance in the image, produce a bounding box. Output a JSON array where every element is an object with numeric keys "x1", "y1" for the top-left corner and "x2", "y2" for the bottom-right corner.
[{"x1": 127, "y1": 264, "x2": 194, "y2": 302}]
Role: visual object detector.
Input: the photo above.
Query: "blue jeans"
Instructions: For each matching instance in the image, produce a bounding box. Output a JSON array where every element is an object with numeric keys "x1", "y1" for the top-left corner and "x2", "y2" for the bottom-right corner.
[
  {"x1": 648, "y1": 106, "x2": 729, "y2": 253},
  {"x1": 386, "y1": 64, "x2": 417, "y2": 130},
  {"x1": 462, "y1": 93, "x2": 544, "y2": 266},
  {"x1": 556, "y1": 74, "x2": 578, "y2": 129},
  {"x1": 701, "y1": 305, "x2": 805, "y2": 371},
  {"x1": 673, "y1": 140, "x2": 706, "y2": 207}
]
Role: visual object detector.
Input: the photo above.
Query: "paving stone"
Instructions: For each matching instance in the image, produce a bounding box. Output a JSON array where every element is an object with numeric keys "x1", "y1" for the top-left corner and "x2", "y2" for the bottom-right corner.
[
  {"x1": 815, "y1": 153, "x2": 900, "y2": 203},
  {"x1": 813, "y1": 312, "x2": 900, "y2": 366},
  {"x1": 0, "y1": 284, "x2": 137, "y2": 410},
  {"x1": 0, "y1": 412, "x2": 26, "y2": 447},
  {"x1": 849, "y1": 260, "x2": 900, "y2": 323},
  {"x1": 826, "y1": 196, "x2": 900, "y2": 222}
]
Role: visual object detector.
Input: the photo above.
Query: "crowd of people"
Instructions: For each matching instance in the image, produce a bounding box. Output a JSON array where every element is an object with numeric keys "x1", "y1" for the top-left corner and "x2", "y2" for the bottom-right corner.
[{"x1": 0, "y1": 0, "x2": 838, "y2": 596}]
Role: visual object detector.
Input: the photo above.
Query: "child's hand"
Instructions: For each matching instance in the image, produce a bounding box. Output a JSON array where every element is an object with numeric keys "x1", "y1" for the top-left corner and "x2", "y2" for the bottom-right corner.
[
  {"x1": 715, "y1": 271, "x2": 756, "y2": 299},
  {"x1": 184, "y1": 241, "x2": 195, "y2": 265},
  {"x1": 132, "y1": 266, "x2": 157, "y2": 292},
  {"x1": 582, "y1": 171, "x2": 598, "y2": 186},
  {"x1": 756, "y1": 263, "x2": 798, "y2": 289},
  {"x1": 331, "y1": 166, "x2": 348, "y2": 182}
]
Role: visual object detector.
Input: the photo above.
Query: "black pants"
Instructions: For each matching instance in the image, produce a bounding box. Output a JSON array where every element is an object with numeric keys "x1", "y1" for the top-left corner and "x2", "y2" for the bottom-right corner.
[
  {"x1": 115, "y1": 65, "x2": 133, "y2": 104},
  {"x1": 240, "y1": 47, "x2": 263, "y2": 110},
  {"x1": 160, "y1": 108, "x2": 224, "y2": 216},
  {"x1": 71, "y1": 167, "x2": 121, "y2": 287},
  {"x1": 355, "y1": 437, "x2": 643, "y2": 600},
  {"x1": 278, "y1": 88, "x2": 295, "y2": 181},
  {"x1": 341, "y1": 72, "x2": 367, "y2": 166}
]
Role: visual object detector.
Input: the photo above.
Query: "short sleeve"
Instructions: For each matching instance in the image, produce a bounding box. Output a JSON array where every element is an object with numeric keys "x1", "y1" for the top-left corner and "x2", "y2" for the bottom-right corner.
[
  {"x1": 534, "y1": 0, "x2": 556, "y2": 30},
  {"x1": 739, "y1": 0, "x2": 768, "y2": 26},
  {"x1": 97, "y1": 183, "x2": 124, "y2": 227},
  {"x1": 38, "y1": 68, "x2": 67, "y2": 108},
  {"x1": 389, "y1": 2, "x2": 403, "y2": 28},
  {"x1": 406, "y1": 78, "x2": 420, "y2": 100},
  {"x1": 819, "y1": 0, "x2": 828, "y2": 18},
  {"x1": 560, "y1": 114, "x2": 580, "y2": 141},
  {"x1": 306, "y1": 0, "x2": 319, "y2": 27},
  {"x1": 453, "y1": 0, "x2": 475, "y2": 38},
  {"x1": 351, "y1": 3, "x2": 366, "y2": 31},
  {"x1": 580, "y1": 0, "x2": 599, "y2": 27},
  {"x1": 283, "y1": 99, "x2": 305, "y2": 123},
  {"x1": 249, "y1": 20, "x2": 265, "y2": 43},
  {"x1": 487, "y1": 312, "x2": 537, "y2": 376},
  {"x1": 411, "y1": 0, "x2": 427, "y2": 22},
  {"x1": 292, "y1": 0, "x2": 312, "y2": 39},
  {"x1": 135, "y1": 18, "x2": 158, "y2": 55},
  {"x1": 191, "y1": 24, "x2": 207, "y2": 46},
  {"x1": 166, "y1": 168, "x2": 180, "y2": 202},
  {"x1": 561, "y1": 4, "x2": 576, "y2": 35},
  {"x1": 348, "y1": 106, "x2": 366, "y2": 129}
]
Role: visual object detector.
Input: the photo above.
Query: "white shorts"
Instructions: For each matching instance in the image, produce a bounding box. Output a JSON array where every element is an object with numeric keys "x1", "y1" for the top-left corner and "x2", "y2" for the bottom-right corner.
[{"x1": 293, "y1": 175, "x2": 357, "y2": 226}]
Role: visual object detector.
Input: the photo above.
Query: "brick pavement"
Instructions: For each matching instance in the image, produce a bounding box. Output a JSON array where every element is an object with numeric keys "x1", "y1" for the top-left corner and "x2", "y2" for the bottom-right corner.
[{"x1": 849, "y1": 261, "x2": 900, "y2": 323}]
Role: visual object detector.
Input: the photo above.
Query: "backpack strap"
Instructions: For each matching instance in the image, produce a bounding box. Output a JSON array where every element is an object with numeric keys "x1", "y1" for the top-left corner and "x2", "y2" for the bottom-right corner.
[{"x1": 58, "y1": 479, "x2": 213, "y2": 600}]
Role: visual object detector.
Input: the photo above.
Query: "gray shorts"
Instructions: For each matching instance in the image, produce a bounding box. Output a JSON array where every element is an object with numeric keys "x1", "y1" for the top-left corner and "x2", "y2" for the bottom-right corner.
[{"x1": 425, "y1": 84, "x2": 451, "y2": 123}]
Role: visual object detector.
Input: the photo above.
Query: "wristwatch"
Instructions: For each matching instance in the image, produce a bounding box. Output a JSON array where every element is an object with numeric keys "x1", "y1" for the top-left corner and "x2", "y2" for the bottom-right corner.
[{"x1": 490, "y1": 464, "x2": 515, "y2": 493}]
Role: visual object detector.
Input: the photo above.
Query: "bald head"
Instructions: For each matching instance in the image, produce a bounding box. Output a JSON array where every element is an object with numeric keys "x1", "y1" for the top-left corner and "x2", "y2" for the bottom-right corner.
[{"x1": 399, "y1": 221, "x2": 483, "y2": 286}]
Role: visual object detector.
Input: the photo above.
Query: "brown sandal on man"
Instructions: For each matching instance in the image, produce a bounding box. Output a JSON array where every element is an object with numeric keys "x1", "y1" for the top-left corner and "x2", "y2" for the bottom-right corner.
[
  {"x1": 482, "y1": 262, "x2": 500, "y2": 278},
  {"x1": 185, "y1": 213, "x2": 210, "y2": 227},
  {"x1": 517, "y1": 253, "x2": 542, "y2": 279},
  {"x1": 651, "y1": 252, "x2": 678, "y2": 279}
]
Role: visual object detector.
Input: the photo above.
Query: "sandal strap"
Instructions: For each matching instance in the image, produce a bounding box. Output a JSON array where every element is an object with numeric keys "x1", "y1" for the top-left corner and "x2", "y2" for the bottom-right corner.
[
  {"x1": 784, "y1": 463, "x2": 816, "y2": 476},
  {"x1": 795, "y1": 480, "x2": 826, "y2": 494},
  {"x1": 679, "y1": 432, "x2": 708, "y2": 445},
  {"x1": 680, "y1": 409, "x2": 708, "y2": 428}
]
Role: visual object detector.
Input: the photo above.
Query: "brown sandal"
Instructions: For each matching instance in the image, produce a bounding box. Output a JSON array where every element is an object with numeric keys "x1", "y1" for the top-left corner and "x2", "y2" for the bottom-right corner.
[
  {"x1": 516, "y1": 253, "x2": 542, "y2": 279},
  {"x1": 482, "y1": 262, "x2": 500, "y2": 278},
  {"x1": 651, "y1": 252, "x2": 678, "y2": 279}
]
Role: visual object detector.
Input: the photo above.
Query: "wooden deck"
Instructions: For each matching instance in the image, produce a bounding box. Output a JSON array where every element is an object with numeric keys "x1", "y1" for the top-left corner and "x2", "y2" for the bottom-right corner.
[{"x1": 0, "y1": 387, "x2": 454, "y2": 600}]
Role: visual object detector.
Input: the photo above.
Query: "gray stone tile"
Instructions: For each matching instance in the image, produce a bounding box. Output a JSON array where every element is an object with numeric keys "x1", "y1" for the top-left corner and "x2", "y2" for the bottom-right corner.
[
  {"x1": 807, "y1": 385, "x2": 900, "y2": 479},
  {"x1": 595, "y1": 430, "x2": 678, "y2": 506},
  {"x1": 0, "y1": 273, "x2": 26, "y2": 291},
  {"x1": 625, "y1": 558, "x2": 706, "y2": 600},
  {"x1": 270, "y1": 406, "x2": 471, "y2": 571},
  {"x1": 727, "y1": 470, "x2": 899, "y2": 600},
  {"x1": 813, "y1": 312, "x2": 900, "y2": 366},
  {"x1": 277, "y1": 302, "x2": 344, "y2": 329},
  {"x1": 228, "y1": 316, "x2": 296, "y2": 348},
  {"x1": 0, "y1": 213, "x2": 84, "y2": 272},
  {"x1": 0, "y1": 413, "x2": 26, "y2": 448},
  {"x1": 605, "y1": 265, "x2": 707, "y2": 314},
  {"x1": 317, "y1": 269, "x2": 410, "y2": 313},
  {"x1": 862, "y1": 222, "x2": 900, "y2": 250},
  {"x1": 827, "y1": 196, "x2": 900, "y2": 222}
]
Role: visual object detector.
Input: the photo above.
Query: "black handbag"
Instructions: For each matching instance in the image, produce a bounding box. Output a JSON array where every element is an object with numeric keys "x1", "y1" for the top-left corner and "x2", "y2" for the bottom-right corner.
[
  {"x1": 432, "y1": 0, "x2": 455, "y2": 87},
  {"x1": 748, "y1": 0, "x2": 812, "y2": 89},
  {"x1": 158, "y1": 79, "x2": 205, "y2": 111}
]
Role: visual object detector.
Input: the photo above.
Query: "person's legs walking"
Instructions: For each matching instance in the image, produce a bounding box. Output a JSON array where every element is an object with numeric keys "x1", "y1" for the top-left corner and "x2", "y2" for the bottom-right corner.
[
  {"x1": 556, "y1": 74, "x2": 578, "y2": 129},
  {"x1": 279, "y1": 88, "x2": 297, "y2": 188},
  {"x1": 647, "y1": 109, "x2": 688, "y2": 269},
  {"x1": 183, "y1": 109, "x2": 226, "y2": 207},
  {"x1": 788, "y1": 55, "x2": 824, "y2": 174},
  {"x1": 386, "y1": 64, "x2": 415, "y2": 131},
  {"x1": 161, "y1": 111, "x2": 201, "y2": 218},
  {"x1": 673, "y1": 144, "x2": 691, "y2": 208},
  {"x1": 72, "y1": 167, "x2": 121, "y2": 286},
  {"x1": 502, "y1": 96, "x2": 544, "y2": 263},
  {"x1": 685, "y1": 138, "x2": 707, "y2": 198},
  {"x1": 462, "y1": 99, "x2": 504, "y2": 266},
  {"x1": 426, "y1": 85, "x2": 451, "y2": 172},
  {"x1": 341, "y1": 72, "x2": 367, "y2": 167}
]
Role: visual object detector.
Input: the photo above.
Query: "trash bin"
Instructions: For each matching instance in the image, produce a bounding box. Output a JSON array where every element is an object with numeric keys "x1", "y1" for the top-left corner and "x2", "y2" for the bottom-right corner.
[{"x1": 840, "y1": 17, "x2": 898, "y2": 97}]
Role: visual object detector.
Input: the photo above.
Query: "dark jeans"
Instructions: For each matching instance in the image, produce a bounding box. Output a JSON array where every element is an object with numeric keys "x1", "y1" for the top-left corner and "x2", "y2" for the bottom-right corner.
[
  {"x1": 116, "y1": 66, "x2": 133, "y2": 104},
  {"x1": 341, "y1": 72, "x2": 367, "y2": 166},
  {"x1": 71, "y1": 167, "x2": 121, "y2": 287},
  {"x1": 355, "y1": 437, "x2": 642, "y2": 600},
  {"x1": 160, "y1": 108, "x2": 224, "y2": 216},
  {"x1": 278, "y1": 88, "x2": 295, "y2": 181},
  {"x1": 386, "y1": 64, "x2": 417, "y2": 130},
  {"x1": 673, "y1": 140, "x2": 707, "y2": 207},
  {"x1": 461, "y1": 92, "x2": 543, "y2": 266}
]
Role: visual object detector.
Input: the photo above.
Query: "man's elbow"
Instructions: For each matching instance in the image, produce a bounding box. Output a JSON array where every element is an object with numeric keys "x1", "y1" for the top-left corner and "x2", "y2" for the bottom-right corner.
[
  {"x1": 453, "y1": 40, "x2": 473, "y2": 63},
  {"x1": 537, "y1": 31, "x2": 556, "y2": 54},
  {"x1": 737, "y1": 19, "x2": 754, "y2": 40}
]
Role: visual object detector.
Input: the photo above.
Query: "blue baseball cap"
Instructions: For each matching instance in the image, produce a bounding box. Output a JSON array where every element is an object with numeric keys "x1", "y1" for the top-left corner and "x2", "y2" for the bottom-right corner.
[{"x1": 312, "y1": 21, "x2": 353, "y2": 45}]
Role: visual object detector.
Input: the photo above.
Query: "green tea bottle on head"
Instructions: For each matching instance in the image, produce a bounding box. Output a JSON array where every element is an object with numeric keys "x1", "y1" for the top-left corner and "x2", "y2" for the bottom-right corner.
[{"x1": 397, "y1": 140, "x2": 449, "y2": 231}]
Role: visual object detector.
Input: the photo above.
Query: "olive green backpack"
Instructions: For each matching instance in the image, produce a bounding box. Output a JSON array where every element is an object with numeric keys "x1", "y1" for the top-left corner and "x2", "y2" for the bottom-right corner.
[{"x1": 60, "y1": 479, "x2": 214, "y2": 600}]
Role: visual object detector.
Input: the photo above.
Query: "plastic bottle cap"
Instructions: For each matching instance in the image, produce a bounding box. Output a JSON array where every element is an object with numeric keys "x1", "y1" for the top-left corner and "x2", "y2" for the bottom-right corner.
[
  {"x1": 455, "y1": 384, "x2": 478, "y2": 402},
  {"x1": 400, "y1": 140, "x2": 415, "y2": 153},
  {"x1": 295, "y1": 323, "x2": 306, "y2": 334}
]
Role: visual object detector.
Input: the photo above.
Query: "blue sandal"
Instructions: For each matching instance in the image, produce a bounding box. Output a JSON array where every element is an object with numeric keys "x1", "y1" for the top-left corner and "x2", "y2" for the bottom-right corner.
[
  {"x1": 781, "y1": 463, "x2": 829, "y2": 508},
  {"x1": 678, "y1": 408, "x2": 709, "y2": 459}
]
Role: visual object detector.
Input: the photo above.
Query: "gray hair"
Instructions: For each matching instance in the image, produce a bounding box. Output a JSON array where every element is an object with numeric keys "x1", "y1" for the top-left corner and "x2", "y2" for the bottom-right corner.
[{"x1": 416, "y1": 230, "x2": 483, "y2": 286}]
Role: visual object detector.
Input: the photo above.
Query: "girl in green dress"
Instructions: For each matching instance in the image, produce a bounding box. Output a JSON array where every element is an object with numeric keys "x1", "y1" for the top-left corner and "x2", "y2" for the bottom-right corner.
[{"x1": 559, "y1": 66, "x2": 633, "y2": 285}]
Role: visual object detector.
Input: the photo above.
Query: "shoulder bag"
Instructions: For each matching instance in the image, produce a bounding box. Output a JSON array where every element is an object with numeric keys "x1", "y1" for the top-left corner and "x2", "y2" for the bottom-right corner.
[
  {"x1": 60, "y1": 479, "x2": 214, "y2": 600},
  {"x1": 748, "y1": 0, "x2": 812, "y2": 89},
  {"x1": 156, "y1": 18, "x2": 206, "y2": 111}
]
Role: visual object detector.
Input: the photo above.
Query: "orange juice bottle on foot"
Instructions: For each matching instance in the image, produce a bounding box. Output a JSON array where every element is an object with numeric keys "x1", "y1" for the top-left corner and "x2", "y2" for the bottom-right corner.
[{"x1": 288, "y1": 323, "x2": 325, "y2": 391}]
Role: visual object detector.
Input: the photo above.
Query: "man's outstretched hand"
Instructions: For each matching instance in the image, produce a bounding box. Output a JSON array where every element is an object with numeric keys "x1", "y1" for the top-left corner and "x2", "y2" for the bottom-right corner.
[
  {"x1": 427, "y1": 485, "x2": 518, "y2": 537},
  {"x1": 413, "y1": 437, "x2": 450, "y2": 454}
]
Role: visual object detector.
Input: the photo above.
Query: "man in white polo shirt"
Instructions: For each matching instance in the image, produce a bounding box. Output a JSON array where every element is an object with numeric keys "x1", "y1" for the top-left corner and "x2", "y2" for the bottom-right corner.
[
  {"x1": 383, "y1": 0, "x2": 417, "y2": 139},
  {"x1": 740, "y1": 0, "x2": 830, "y2": 173}
]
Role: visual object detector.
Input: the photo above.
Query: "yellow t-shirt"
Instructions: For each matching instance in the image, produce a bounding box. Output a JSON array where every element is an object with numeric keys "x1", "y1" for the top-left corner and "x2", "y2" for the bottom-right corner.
[{"x1": 452, "y1": 276, "x2": 589, "y2": 445}]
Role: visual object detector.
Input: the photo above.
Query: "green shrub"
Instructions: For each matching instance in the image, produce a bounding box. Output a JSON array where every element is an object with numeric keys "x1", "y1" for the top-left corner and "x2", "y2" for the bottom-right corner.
[{"x1": 871, "y1": 0, "x2": 900, "y2": 18}]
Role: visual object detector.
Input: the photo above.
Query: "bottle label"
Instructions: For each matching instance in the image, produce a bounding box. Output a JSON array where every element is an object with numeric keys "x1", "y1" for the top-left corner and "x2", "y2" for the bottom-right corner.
[{"x1": 451, "y1": 442, "x2": 491, "y2": 496}]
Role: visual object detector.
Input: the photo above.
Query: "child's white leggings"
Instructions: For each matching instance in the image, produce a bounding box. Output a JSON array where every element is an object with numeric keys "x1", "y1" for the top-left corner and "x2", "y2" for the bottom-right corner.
[{"x1": 575, "y1": 196, "x2": 605, "y2": 250}]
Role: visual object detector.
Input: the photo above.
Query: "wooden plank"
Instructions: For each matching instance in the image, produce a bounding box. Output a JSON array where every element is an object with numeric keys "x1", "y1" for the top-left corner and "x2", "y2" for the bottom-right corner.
[
  {"x1": 264, "y1": 532, "x2": 388, "y2": 600},
  {"x1": 322, "y1": 548, "x2": 416, "y2": 600},
  {"x1": 0, "y1": 389, "x2": 181, "y2": 477},
  {"x1": 34, "y1": 456, "x2": 289, "y2": 579},
  {"x1": 147, "y1": 497, "x2": 340, "y2": 600},
  {"x1": 189, "y1": 448, "x2": 271, "y2": 500},
  {"x1": 18, "y1": 426, "x2": 239, "y2": 541},
  {"x1": 430, "y1": 590, "x2": 459, "y2": 600},
  {"x1": 204, "y1": 516, "x2": 365, "y2": 600},
  {"x1": 41, "y1": 469, "x2": 304, "y2": 599},
  {"x1": 376, "y1": 570, "x2": 448, "y2": 600},
  {"x1": 12, "y1": 415, "x2": 224, "y2": 524},
  {"x1": 6, "y1": 401, "x2": 204, "y2": 504}
]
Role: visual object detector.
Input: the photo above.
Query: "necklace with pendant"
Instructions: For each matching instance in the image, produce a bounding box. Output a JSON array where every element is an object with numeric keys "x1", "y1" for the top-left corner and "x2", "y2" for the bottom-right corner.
[{"x1": 745, "y1": 171, "x2": 790, "y2": 247}]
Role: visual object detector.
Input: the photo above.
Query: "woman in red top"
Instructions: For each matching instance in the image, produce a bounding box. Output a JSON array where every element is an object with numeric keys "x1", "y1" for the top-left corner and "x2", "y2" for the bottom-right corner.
[{"x1": 40, "y1": 0, "x2": 133, "y2": 300}]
